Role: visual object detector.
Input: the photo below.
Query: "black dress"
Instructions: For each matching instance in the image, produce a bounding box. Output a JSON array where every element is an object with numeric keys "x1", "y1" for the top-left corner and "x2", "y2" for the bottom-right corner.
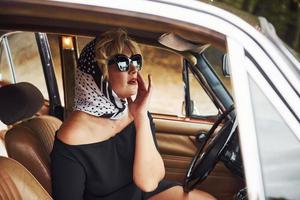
[{"x1": 50, "y1": 113, "x2": 179, "y2": 200}]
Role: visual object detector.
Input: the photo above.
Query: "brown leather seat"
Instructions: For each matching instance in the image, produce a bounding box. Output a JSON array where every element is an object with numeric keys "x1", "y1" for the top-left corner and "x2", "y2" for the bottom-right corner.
[
  {"x1": 5, "y1": 116, "x2": 62, "y2": 195},
  {"x1": 0, "y1": 79, "x2": 10, "y2": 157},
  {"x1": 0, "y1": 82, "x2": 62, "y2": 195},
  {"x1": 0, "y1": 156, "x2": 52, "y2": 200}
]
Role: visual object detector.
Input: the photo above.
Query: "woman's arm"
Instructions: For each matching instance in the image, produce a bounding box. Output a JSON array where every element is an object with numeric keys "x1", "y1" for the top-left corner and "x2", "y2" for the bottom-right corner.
[
  {"x1": 133, "y1": 113, "x2": 165, "y2": 192},
  {"x1": 127, "y1": 74, "x2": 165, "y2": 192}
]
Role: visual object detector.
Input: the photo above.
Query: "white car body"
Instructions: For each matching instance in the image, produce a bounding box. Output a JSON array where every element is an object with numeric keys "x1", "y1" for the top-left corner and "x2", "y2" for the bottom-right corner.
[{"x1": 1, "y1": 0, "x2": 299, "y2": 199}]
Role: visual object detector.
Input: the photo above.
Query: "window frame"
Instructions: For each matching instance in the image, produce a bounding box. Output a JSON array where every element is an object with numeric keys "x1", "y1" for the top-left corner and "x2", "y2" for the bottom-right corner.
[
  {"x1": 183, "y1": 51, "x2": 234, "y2": 120},
  {"x1": 183, "y1": 59, "x2": 218, "y2": 119},
  {"x1": 0, "y1": 31, "x2": 62, "y2": 119},
  {"x1": 0, "y1": 32, "x2": 17, "y2": 84},
  {"x1": 227, "y1": 33, "x2": 300, "y2": 199},
  {"x1": 35, "y1": 32, "x2": 63, "y2": 119}
]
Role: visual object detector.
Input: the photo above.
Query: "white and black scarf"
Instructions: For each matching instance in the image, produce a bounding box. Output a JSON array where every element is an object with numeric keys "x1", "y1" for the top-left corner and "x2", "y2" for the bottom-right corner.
[{"x1": 73, "y1": 39, "x2": 127, "y2": 119}]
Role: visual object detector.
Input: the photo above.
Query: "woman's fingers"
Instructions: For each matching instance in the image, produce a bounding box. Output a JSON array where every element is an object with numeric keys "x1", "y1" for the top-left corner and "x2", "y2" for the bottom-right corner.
[
  {"x1": 137, "y1": 73, "x2": 147, "y2": 90},
  {"x1": 147, "y1": 74, "x2": 152, "y2": 94},
  {"x1": 137, "y1": 73, "x2": 153, "y2": 94},
  {"x1": 127, "y1": 97, "x2": 133, "y2": 104}
]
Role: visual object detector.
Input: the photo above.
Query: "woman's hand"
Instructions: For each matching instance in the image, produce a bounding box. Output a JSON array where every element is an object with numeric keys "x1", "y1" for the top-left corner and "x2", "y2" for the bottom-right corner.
[{"x1": 127, "y1": 73, "x2": 152, "y2": 119}]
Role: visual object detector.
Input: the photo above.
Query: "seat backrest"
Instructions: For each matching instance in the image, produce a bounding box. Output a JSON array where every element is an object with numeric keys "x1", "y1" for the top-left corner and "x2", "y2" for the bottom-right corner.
[
  {"x1": 0, "y1": 82, "x2": 62, "y2": 195},
  {"x1": 5, "y1": 115, "x2": 62, "y2": 194},
  {"x1": 0, "y1": 156, "x2": 52, "y2": 200},
  {"x1": 0, "y1": 79, "x2": 11, "y2": 157}
]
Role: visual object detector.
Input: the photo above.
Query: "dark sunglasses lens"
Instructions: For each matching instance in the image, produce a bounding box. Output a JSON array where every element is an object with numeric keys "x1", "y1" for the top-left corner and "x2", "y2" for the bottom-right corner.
[
  {"x1": 131, "y1": 55, "x2": 142, "y2": 70},
  {"x1": 116, "y1": 56, "x2": 129, "y2": 71}
]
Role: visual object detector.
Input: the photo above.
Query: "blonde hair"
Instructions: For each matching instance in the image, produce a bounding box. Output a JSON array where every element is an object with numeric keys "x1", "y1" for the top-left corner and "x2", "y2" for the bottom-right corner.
[{"x1": 95, "y1": 28, "x2": 141, "y2": 80}]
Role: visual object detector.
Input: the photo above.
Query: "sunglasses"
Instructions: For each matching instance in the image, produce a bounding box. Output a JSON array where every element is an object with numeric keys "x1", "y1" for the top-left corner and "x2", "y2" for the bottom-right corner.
[{"x1": 107, "y1": 54, "x2": 142, "y2": 72}]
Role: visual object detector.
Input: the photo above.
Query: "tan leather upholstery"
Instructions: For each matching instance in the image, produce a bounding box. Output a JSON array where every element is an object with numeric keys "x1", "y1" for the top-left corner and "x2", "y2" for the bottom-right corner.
[
  {"x1": 0, "y1": 156, "x2": 52, "y2": 200},
  {"x1": 154, "y1": 117, "x2": 244, "y2": 200},
  {"x1": 155, "y1": 118, "x2": 212, "y2": 136},
  {"x1": 5, "y1": 115, "x2": 62, "y2": 195}
]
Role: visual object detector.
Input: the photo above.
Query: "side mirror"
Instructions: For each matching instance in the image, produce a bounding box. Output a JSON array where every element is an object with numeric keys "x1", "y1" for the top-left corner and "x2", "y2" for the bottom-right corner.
[{"x1": 222, "y1": 53, "x2": 230, "y2": 77}]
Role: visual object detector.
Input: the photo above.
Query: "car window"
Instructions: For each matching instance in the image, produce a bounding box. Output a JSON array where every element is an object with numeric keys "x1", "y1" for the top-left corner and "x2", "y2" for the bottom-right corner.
[
  {"x1": 77, "y1": 36, "x2": 94, "y2": 53},
  {"x1": 139, "y1": 44, "x2": 185, "y2": 116},
  {"x1": 0, "y1": 32, "x2": 49, "y2": 99},
  {"x1": 0, "y1": 37, "x2": 14, "y2": 84},
  {"x1": 75, "y1": 38, "x2": 185, "y2": 116},
  {"x1": 203, "y1": 47, "x2": 233, "y2": 95},
  {"x1": 47, "y1": 33, "x2": 65, "y2": 106},
  {"x1": 142, "y1": 44, "x2": 224, "y2": 117},
  {"x1": 248, "y1": 74, "x2": 300, "y2": 199},
  {"x1": 188, "y1": 67, "x2": 218, "y2": 116},
  {"x1": 46, "y1": 35, "x2": 96, "y2": 107},
  {"x1": 71, "y1": 38, "x2": 221, "y2": 118},
  {"x1": 0, "y1": 39, "x2": 12, "y2": 130}
]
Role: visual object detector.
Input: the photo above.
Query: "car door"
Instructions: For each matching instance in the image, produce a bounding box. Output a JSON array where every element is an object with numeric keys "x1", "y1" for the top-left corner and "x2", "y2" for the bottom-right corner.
[
  {"x1": 142, "y1": 44, "x2": 244, "y2": 199},
  {"x1": 227, "y1": 33, "x2": 300, "y2": 200}
]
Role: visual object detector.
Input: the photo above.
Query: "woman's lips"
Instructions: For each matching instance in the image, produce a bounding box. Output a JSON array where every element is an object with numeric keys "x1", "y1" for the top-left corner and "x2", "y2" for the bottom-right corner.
[{"x1": 128, "y1": 78, "x2": 137, "y2": 85}]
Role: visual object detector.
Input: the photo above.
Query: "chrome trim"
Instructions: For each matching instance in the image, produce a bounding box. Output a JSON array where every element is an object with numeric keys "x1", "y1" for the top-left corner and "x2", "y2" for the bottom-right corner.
[
  {"x1": 240, "y1": 35, "x2": 300, "y2": 123},
  {"x1": 0, "y1": 31, "x2": 22, "y2": 42},
  {"x1": 0, "y1": 31, "x2": 23, "y2": 83},
  {"x1": 2, "y1": 36, "x2": 16, "y2": 83},
  {"x1": 245, "y1": 56, "x2": 300, "y2": 137},
  {"x1": 227, "y1": 36, "x2": 265, "y2": 200}
]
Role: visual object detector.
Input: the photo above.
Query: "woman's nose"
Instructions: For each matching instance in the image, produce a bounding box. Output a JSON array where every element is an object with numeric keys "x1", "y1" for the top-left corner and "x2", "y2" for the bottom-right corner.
[{"x1": 128, "y1": 64, "x2": 138, "y2": 74}]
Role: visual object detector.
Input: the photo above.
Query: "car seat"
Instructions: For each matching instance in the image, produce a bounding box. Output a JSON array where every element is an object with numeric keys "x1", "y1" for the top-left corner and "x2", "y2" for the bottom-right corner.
[
  {"x1": 0, "y1": 82, "x2": 62, "y2": 195},
  {"x1": 0, "y1": 156, "x2": 52, "y2": 200}
]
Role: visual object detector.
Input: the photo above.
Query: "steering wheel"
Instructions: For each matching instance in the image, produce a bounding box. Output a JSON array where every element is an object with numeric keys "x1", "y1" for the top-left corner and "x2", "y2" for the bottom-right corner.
[{"x1": 183, "y1": 106, "x2": 237, "y2": 192}]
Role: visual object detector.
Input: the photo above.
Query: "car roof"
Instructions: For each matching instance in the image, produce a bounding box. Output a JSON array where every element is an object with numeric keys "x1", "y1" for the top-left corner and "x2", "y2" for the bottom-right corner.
[{"x1": 0, "y1": 0, "x2": 230, "y2": 50}]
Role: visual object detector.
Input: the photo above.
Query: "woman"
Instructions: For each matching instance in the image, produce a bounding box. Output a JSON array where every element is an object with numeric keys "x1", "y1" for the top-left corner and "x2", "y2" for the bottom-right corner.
[{"x1": 51, "y1": 29, "x2": 215, "y2": 200}]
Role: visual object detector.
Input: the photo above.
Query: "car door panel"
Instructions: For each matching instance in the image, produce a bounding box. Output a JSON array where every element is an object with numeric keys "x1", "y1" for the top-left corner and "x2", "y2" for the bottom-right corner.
[{"x1": 153, "y1": 115, "x2": 244, "y2": 199}]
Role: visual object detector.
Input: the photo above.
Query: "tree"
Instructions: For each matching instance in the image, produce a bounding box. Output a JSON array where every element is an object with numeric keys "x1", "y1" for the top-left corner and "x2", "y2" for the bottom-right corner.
[{"x1": 214, "y1": 0, "x2": 300, "y2": 53}]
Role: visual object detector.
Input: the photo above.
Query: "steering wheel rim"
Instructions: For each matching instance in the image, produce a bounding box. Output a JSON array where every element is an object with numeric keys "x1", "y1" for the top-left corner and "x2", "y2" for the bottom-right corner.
[{"x1": 183, "y1": 106, "x2": 237, "y2": 192}]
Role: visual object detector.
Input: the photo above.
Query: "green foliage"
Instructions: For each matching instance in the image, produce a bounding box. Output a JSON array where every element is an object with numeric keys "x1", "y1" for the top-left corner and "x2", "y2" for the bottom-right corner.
[{"x1": 201, "y1": 0, "x2": 300, "y2": 53}]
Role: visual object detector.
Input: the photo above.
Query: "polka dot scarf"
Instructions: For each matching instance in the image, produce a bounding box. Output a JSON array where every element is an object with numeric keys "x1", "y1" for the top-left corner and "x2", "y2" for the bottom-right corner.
[{"x1": 73, "y1": 39, "x2": 127, "y2": 119}]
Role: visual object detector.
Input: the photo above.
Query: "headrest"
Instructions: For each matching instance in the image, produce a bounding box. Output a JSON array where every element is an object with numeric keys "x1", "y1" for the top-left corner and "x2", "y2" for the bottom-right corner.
[{"x1": 0, "y1": 82, "x2": 44, "y2": 125}]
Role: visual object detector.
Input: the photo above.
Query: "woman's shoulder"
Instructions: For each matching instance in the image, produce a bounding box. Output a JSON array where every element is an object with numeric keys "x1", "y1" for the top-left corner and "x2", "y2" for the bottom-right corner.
[
  {"x1": 56, "y1": 112, "x2": 92, "y2": 145},
  {"x1": 56, "y1": 111, "x2": 123, "y2": 146}
]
